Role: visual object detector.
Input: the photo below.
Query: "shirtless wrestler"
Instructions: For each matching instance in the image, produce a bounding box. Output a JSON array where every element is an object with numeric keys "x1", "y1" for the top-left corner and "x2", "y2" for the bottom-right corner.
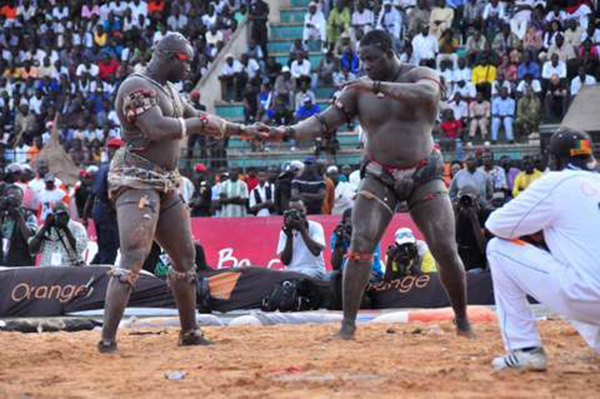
[
  {"x1": 267, "y1": 30, "x2": 472, "y2": 339},
  {"x1": 98, "y1": 32, "x2": 267, "y2": 353}
]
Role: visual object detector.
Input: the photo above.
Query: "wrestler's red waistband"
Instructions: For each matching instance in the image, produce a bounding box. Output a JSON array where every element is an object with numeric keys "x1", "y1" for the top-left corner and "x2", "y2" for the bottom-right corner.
[{"x1": 366, "y1": 153, "x2": 428, "y2": 174}]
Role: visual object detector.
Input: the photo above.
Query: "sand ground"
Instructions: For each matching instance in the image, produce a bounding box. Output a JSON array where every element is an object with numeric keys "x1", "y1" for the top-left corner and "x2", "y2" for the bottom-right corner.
[{"x1": 0, "y1": 320, "x2": 598, "y2": 399}]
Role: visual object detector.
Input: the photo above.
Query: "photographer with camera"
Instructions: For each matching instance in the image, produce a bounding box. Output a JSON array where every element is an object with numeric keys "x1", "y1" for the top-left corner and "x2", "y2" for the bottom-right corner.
[
  {"x1": 453, "y1": 185, "x2": 494, "y2": 272},
  {"x1": 29, "y1": 202, "x2": 89, "y2": 267},
  {"x1": 331, "y1": 208, "x2": 383, "y2": 282},
  {"x1": 276, "y1": 199, "x2": 327, "y2": 280},
  {"x1": 384, "y1": 228, "x2": 436, "y2": 282},
  {"x1": 0, "y1": 184, "x2": 38, "y2": 266}
]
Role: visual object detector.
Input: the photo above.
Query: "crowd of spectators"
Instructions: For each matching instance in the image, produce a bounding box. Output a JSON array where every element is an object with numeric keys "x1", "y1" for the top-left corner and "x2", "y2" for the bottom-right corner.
[{"x1": 0, "y1": 0, "x2": 260, "y2": 167}]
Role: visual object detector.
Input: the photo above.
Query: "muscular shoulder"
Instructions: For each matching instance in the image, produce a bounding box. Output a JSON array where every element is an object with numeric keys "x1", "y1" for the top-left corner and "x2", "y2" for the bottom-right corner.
[
  {"x1": 117, "y1": 75, "x2": 156, "y2": 98},
  {"x1": 404, "y1": 66, "x2": 440, "y2": 83}
]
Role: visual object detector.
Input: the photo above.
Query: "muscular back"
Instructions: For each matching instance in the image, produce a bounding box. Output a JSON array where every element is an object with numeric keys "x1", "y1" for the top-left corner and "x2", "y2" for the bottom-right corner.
[
  {"x1": 356, "y1": 65, "x2": 440, "y2": 167},
  {"x1": 115, "y1": 75, "x2": 184, "y2": 170}
]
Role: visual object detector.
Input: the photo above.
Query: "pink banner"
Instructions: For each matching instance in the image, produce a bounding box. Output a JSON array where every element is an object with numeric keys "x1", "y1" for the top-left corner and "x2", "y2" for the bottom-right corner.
[{"x1": 190, "y1": 215, "x2": 421, "y2": 270}]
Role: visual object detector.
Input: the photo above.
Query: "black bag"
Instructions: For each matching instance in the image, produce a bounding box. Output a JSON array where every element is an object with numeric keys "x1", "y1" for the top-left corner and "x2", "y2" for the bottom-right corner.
[{"x1": 261, "y1": 279, "x2": 316, "y2": 312}]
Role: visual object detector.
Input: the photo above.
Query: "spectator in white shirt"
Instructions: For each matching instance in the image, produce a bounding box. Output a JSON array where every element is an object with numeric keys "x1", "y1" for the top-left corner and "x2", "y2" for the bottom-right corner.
[
  {"x1": 167, "y1": 5, "x2": 189, "y2": 31},
  {"x1": 483, "y1": 0, "x2": 505, "y2": 21},
  {"x1": 516, "y1": 74, "x2": 542, "y2": 94},
  {"x1": 411, "y1": 24, "x2": 438, "y2": 66},
  {"x1": 76, "y1": 59, "x2": 100, "y2": 79},
  {"x1": 570, "y1": 66, "x2": 597, "y2": 98},
  {"x1": 291, "y1": 52, "x2": 312, "y2": 85},
  {"x1": 303, "y1": 2, "x2": 327, "y2": 43},
  {"x1": 240, "y1": 53, "x2": 260, "y2": 82},
  {"x1": 448, "y1": 92, "x2": 469, "y2": 124},
  {"x1": 249, "y1": 170, "x2": 276, "y2": 216},
  {"x1": 437, "y1": 59, "x2": 455, "y2": 93},
  {"x1": 277, "y1": 199, "x2": 326, "y2": 279},
  {"x1": 451, "y1": 79, "x2": 477, "y2": 101},
  {"x1": 128, "y1": 0, "x2": 148, "y2": 21},
  {"x1": 205, "y1": 25, "x2": 224, "y2": 47},
  {"x1": 326, "y1": 166, "x2": 354, "y2": 215},
  {"x1": 28, "y1": 91, "x2": 44, "y2": 116},
  {"x1": 452, "y1": 57, "x2": 472, "y2": 83},
  {"x1": 351, "y1": 1, "x2": 375, "y2": 42},
  {"x1": 541, "y1": 54, "x2": 567, "y2": 88},
  {"x1": 219, "y1": 54, "x2": 243, "y2": 101},
  {"x1": 377, "y1": 0, "x2": 402, "y2": 40},
  {"x1": 110, "y1": 0, "x2": 129, "y2": 17}
]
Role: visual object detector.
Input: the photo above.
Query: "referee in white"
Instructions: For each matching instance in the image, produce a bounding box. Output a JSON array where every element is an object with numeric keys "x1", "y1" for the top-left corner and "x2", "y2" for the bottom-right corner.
[{"x1": 486, "y1": 127, "x2": 600, "y2": 371}]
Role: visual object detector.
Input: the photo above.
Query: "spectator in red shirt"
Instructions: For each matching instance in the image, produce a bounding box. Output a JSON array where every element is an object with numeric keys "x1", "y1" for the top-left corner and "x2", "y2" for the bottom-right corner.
[
  {"x1": 245, "y1": 168, "x2": 259, "y2": 192},
  {"x1": 439, "y1": 109, "x2": 463, "y2": 152},
  {"x1": 98, "y1": 54, "x2": 120, "y2": 80}
]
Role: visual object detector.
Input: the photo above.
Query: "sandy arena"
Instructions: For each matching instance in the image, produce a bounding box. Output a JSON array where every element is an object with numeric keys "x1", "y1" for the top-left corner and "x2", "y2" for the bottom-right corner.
[{"x1": 1, "y1": 320, "x2": 598, "y2": 399}]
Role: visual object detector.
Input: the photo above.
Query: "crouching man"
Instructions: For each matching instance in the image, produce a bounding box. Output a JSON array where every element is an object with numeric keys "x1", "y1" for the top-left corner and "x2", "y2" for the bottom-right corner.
[{"x1": 486, "y1": 128, "x2": 600, "y2": 371}]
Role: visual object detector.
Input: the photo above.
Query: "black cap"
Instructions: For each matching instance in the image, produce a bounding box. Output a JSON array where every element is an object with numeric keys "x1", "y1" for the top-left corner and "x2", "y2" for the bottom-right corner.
[{"x1": 549, "y1": 128, "x2": 593, "y2": 161}]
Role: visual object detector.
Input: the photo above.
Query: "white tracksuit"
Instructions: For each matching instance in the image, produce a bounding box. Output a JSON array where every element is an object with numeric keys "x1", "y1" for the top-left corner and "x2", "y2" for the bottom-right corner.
[{"x1": 485, "y1": 168, "x2": 600, "y2": 353}]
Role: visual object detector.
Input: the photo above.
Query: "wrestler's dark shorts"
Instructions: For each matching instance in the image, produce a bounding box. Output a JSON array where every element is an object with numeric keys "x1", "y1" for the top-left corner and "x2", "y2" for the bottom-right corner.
[{"x1": 360, "y1": 149, "x2": 446, "y2": 210}]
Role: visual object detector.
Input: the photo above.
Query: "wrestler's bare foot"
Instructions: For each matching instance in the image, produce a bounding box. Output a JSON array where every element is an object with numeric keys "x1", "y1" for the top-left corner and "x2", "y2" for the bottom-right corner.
[
  {"x1": 454, "y1": 317, "x2": 476, "y2": 338},
  {"x1": 332, "y1": 321, "x2": 356, "y2": 340},
  {"x1": 179, "y1": 328, "x2": 213, "y2": 346},
  {"x1": 97, "y1": 340, "x2": 118, "y2": 354}
]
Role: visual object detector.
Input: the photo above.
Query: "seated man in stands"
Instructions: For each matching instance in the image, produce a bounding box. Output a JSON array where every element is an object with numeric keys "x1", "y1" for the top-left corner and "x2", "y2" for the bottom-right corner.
[
  {"x1": 384, "y1": 227, "x2": 436, "y2": 281},
  {"x1": 29, "y1": 202, "x2": 89, "y2": 267},
  {"x1": 276, "y1": 199, "x2": 326, "y2": 280},
  {"x1": 219, "y1": 54, "x2": 243, "y2": 101},
  {"x1": 302, "y1": 1, "x2": 326, "y2": 44},
  {"x1": 330, "y1": 208, "x2": 383, "y2": 282},
  {"x1": 0, "y1": 184, "x2": 38, "y2": 267}
]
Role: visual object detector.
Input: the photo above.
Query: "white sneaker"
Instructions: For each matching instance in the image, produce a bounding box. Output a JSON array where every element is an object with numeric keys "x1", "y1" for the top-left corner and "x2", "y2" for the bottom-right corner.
[{"x1": 492, "y1": 347, "x2": 547, "y2": 371}]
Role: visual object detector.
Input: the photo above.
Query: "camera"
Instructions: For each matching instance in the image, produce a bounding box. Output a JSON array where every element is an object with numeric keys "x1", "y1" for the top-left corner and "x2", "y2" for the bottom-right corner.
[
  {"x1": 458, "y1": 193, "x2": 475, "y2": 208},
  {"x1": 388, "y1": 243, "x2": 418, "y2": 268},
  {"x1": 334, "y1": 220, "x2": 353, "y2": 241},
  {"x1": 283, "y1": 208, "x2": 303, "y2": 230},
  {"x1": 0, "y1": 195, "x2": 21, "y2": 212}
]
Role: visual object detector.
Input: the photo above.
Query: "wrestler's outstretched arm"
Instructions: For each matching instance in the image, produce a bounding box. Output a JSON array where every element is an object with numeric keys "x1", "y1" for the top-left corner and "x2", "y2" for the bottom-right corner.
[
  {"x1": 266, "y1": 87, "x2": 359, "y2": 142},
  {"x1": 123, "y1": 78, "x2": 267, "y2": 142}
]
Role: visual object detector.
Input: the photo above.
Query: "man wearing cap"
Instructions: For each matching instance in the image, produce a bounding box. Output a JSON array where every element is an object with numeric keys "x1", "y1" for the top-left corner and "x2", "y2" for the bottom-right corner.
[
  {"x1": 295, "y1": 95, "x2": 321, "y2": 122},
  {"x1": 303, "y1": 2, "x2": 326, "y2": 44},
  {"x1": 266, "y1": 30, "x2": 473, "y2": 339},
  {"x1": 384, "y1": 227, "x2": 436, "y2": 281},
  {"x1": 486, "y1": 128, "x2": 600, "y2": 371},
  {"x1": 99, "y1": 32, "x2": 267, "y2": 353},
  {"x1": 85, "y1": 138, "x2": 123, "y2": 265}
]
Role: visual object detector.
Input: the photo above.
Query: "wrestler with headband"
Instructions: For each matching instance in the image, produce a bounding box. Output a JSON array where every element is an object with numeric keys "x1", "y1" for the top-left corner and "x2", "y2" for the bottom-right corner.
[
  {"x1": 98, "y1": 32, "x2": 268, "y2": 353},
  {"x1": 267, "y1": 30, "x2": 472, "y2": 340}
]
